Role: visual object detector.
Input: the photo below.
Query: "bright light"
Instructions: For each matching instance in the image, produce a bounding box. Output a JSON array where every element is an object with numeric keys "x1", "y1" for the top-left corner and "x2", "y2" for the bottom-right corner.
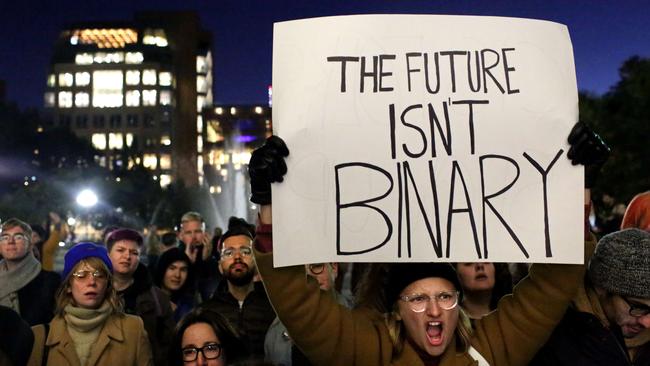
[
  {"x1": 76, "y1": 189, "x2": 98, "y2": 207},
  {"x1": 58, "y1": 242, "x2": 66, "y2": 247},
  {"x1": 67, "y1": 217, "x2": 76, "y2": 226}
]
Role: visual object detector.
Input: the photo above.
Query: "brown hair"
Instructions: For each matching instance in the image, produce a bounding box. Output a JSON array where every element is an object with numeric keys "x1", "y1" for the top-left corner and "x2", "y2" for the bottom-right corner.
[
  {"x1": 54, "y1": 257, "x2": 123, "y2": 316},
  {"x1": 1, "y1": 218, "x2": 33, "y2": 245}
]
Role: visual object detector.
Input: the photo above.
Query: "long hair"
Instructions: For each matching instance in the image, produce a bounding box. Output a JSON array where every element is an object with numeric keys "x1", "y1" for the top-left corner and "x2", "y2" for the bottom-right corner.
[
  {"x1": 355, "y1": 263, "x2": 473, "y2": 357},
  {"x1": 170, "y1": 307, "x2": 247, "y2": 365},
  {"x1": 54, "y1": 257, "x2": 123, "y2": 316}
]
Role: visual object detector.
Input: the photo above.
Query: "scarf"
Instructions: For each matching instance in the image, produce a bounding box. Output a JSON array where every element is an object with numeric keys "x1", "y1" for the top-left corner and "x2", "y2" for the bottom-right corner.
[
  {"x1": 64, "y1": 302, "x2": 112, "y2": 366},
  {"x1": 0, "y1": 253, "x2": 41, "y2": 312}
]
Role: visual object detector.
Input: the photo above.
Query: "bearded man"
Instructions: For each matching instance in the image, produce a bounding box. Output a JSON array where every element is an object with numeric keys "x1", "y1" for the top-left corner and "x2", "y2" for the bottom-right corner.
[{"x1": 202, "y1": 216, "x2": 275, "y2": 362}]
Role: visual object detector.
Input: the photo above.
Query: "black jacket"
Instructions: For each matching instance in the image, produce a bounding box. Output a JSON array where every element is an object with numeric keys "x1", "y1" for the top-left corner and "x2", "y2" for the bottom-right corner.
[
  {"x1": 17, "y1": 270, "x2": 60, "y2": 326},
  {"x1": 203, "y1": 280, "x2": 275, "y2": 361},
  {"x1": 119, "y1": 263, "x2": 175, "y2": 366},
  {"x1": 530, "y1": 307, "x2": 650, "y2": 366}
]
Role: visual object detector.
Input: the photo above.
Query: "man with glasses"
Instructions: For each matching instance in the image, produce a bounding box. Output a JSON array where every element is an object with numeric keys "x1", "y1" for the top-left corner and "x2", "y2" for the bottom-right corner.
[
  {"x1": 0, "y1": 218, "x2": 60, "y2": 325},
  {"x1": 202, "y1": 216, "x2": 275, "y2": 363},
  {"x1": 532, "y1": 228, "x2": 650, "y2": 365}
]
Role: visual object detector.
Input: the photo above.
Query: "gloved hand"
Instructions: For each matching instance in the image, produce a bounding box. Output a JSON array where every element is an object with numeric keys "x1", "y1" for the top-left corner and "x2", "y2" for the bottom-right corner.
[
  {"x1": 567, "y1": 121, "x2": 610, "y2": 188},
  {"x1": 248, "y1": 136, "x2": 290, "y2": 204}
]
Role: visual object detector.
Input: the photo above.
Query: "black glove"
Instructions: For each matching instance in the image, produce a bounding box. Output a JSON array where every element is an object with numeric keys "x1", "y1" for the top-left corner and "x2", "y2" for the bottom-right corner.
[
  {"x1": 248, "y1": 136, "x2": 290, "y2": 204},
  {"x1": 567, "y1": 121, "x2": 610, "y2": 188}
]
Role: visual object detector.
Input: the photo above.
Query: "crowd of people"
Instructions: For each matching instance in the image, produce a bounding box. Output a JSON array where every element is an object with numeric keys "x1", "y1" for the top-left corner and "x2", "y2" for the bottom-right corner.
[{"x1": 0, "y1": 121, "x2": 649, "y2": 366}]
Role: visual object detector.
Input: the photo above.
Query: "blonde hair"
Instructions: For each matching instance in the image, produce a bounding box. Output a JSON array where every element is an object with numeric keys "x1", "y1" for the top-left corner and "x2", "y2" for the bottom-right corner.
[
  {"x1": 55, "y1": 257, "x2": 123, "y2": 316},
  {"x1": 385, "y1": 303, "x2": 473, "y2": 357}
]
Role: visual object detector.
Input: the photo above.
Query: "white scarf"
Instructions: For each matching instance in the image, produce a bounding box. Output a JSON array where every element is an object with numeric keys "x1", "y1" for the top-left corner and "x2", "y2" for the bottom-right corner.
[{"x1": 0, "y1": 253, "x2": 41, "y2": 312}]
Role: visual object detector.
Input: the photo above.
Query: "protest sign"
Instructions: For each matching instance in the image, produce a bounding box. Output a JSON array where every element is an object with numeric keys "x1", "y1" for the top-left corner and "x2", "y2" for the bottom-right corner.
[{"x1": 272, "y1": 15, "x2": 583, "y2": 266}]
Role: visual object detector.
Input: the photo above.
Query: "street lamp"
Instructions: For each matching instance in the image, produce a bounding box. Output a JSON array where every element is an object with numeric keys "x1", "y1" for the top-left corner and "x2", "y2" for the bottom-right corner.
[{"x1": 76, "y1": 189, "x2": 98, "y2": 208}]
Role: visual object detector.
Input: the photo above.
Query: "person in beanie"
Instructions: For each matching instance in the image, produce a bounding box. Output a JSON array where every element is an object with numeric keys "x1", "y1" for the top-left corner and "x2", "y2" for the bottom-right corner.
[
  {"x1": 153, "y1": 247, "x2": 200, "y2": 322},
  {"x1": 106, "y1": 228, "x2": 174, "y2": 366},
  {"x1": 247, "y1": 121, "x2": 606, "y2": 366},
  {"x1": 202, "y1": 216, "x2": 275, "y2": 363},
  {"x1": 0, "y1": 218, "x2": 60, "y2": 326},
  {"x1": 27, "y1": 242, "x2": 153, "y2": 366},
  {"x1": 531, "y1": 228, "x2": 650, "y2": 365}
]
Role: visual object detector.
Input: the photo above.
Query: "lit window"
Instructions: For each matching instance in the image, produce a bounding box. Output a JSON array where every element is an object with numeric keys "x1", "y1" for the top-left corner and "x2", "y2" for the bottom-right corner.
[
  {"x1": 196, "y1": 56, "x2": 207, "y2": 73},
  {"x1": 125, "y1": 52, "x2": 144, "y2": 64},
  {"x1": 215, "y1": 107, "x2": 223, "y2": 115},
  {"x1": 75, "y1": 53, "x2": 93, "y2": 65},
  {"x1": 75, "y1": 72, "x2": 90, "y2": 86},
  {"x1": 70, "y1": 35, "x2": 79, "y2": 45},
  {"x1": 125, "y1": 90, "x2": 140, "y2": 107},
  {"x1": 255, "y1": 106, "x2": 263, "y2": 114},
  {"x1": 93, "y1": 52, "x2": 124, "y2": 64},
  {"x1": 159, "y1": 154, "x2": 171, "y2": 169},
  {"x1": 230, "y1": 107, "x2": 237, "y2": 115},
  {"x1": 161, "y1": 135, "x2": 171, "y2": 146},
  {"x1": 160, "y1": 174, "x2": 172, "y2": 187},
  {"x1": 142, "y1": 29, "x2": 168, "y2": 47},
  {"x1": 44, "y1": 93, "x2": 55, "y2": 107},
  {"x1": 59, "y1": 73, "x2": 74, "y2": 87},
  {"x1": 197, "y1": 136, "x2": 203, "y2": 153},
  {"x1": 75, "y1": 92, "x2": 90, "y2": 107},
  {"x1": 206, "y1": 123, "x2": 218, "y2": 143},
  {"x1": 108, "y1": 133, "x2": 123, "y2": 149},
  {"x1": 126, "y1": 70, "x2": 140, "y2": 85},
  {"x1": 160, "y1": 90, "x2": 172, "y2": 106},
  {"x1": 142, "y1": 69, "x2": 156, "y2": 85},
  {"x1": 197, "y1": 75, "x2": 207, "y2": 93},
  {"x1": 92, "y1": 70, "x2": 123, "y2": 108},
  {"x1": 47, "y1": 74, "x2": 56, "y2": 87},
  {"x1": 126, "y1": 133, "x2": 134, "y2": 147},
  {"x1": 196, "y1": 116, "x2": 203, "y2": 133},
  {"x1": 198, "y1": 155, "x2": 204, "y2": 170},
  {"x1": 142, "y1": 90, "x2": 157, "y2": 106},
  {"x1": 143, "y1": 154, "x2": 157, "y2": 169},
  {"x1": 58, "y1": 91, "x2": 73, "y2": 108},
  {"x1": 159, "y1": 72, "x2": 172, "y2": 86},
  {"x1": 92, "y1": 134, "x2": 107, "y2": 150},
  {"x1": 197, "y1": 95, "x2": 205, "y2": 112}
]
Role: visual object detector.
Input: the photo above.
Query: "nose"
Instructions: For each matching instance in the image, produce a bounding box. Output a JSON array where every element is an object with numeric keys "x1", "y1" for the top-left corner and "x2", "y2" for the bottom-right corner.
[
  {"x1": 425, "y1": 298, "x2": 442, "y2": 317},
  {"x1": 475, "y1": 262, "x2": 484, "y2": 271},
  {"x1": 638, "y1": 314, "x2": 650, "y2": 329},
  {"x1": 196, "y1": 351, "x2": 207, "y2": 366}
]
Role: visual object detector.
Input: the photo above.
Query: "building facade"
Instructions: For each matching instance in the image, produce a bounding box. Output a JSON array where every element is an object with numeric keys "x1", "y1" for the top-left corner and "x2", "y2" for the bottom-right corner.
[{"x1": 43, "y1": 11, "x2": 212, "y2": 186}]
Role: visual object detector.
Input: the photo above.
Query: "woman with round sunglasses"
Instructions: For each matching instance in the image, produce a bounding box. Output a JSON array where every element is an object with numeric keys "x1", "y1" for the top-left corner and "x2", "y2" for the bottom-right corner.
[
  {"x1": 28, "y1": 242, "x2": 153, "y2": 366},
  {"x1": 247, "y1": 125, "x2": 606, "y2": 365},
  {"x1": 170, "y1": 307, "x2": 247, "y2": 365}
]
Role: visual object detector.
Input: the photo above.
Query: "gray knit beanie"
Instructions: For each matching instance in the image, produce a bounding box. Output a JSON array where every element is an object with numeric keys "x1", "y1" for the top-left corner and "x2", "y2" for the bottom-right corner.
[{"x1": 588, "y1": 228, "x2": 650, "y2": 298}]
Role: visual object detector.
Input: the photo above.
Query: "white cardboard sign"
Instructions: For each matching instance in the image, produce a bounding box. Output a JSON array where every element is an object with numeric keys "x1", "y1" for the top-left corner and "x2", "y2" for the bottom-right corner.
[{"x1": 271, "y1": 15, "x2": 583, "y2": 267}]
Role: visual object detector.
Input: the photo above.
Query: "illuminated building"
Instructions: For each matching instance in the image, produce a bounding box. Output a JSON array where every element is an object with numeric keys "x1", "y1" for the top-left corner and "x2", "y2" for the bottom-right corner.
[
  {"x1": 43, "y1": 12, "x2": 212, "y2": 186},
  {"x1": 202, "y1": 104, "x2": 272, "y2": 220}
]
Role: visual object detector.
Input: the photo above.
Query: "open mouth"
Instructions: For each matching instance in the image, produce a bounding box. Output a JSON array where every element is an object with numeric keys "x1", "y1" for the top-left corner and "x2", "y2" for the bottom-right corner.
[
  {"x1": 426, "y1": 321, "x2": 443, "y2": 346},
  {"x1": 475, "y1": 274, "x2": 488, "y2": 281}
]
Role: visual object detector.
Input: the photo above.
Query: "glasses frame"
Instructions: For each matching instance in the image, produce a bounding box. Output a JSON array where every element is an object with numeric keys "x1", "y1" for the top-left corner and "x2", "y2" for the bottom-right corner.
[
  {"x1": 307, "y1": 263, "x2": 326, "y2": 275},
  {"x1": 72, "y1": 270, "x2": 107, "y2": 280},
  {"x1": 0, "y1": 233, "x2": 27, "y2": 243},
  {"x1": 181, "y1": 342, "x2": 222, "y2": 362},
  {"x1": 399, "y1": 291, "x2": 460, "y2": 313},
  {"x1": 220, "y1": 246, "x2": 252, "y2": 259},
  {"x1": 621, "y1": 296, "x2": 650, "y2": 317}
]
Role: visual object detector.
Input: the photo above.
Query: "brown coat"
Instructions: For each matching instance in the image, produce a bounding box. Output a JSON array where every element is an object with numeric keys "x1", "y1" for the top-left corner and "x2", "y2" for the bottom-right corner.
[
  {"x1": 27, "y1": 313, "x2": 153, "y2": 366},
  {"x1": 256, "y1": 237, "x2": 596, "y2": 366}
]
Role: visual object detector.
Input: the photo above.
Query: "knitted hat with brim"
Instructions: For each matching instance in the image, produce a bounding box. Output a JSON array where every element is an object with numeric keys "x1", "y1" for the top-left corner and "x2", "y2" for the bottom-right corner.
[
  {"x1": 385, "y1": 262, "x2": 462, "y2": 311},
  {"x1": 217, "y1": 217, "x2": 254, "y2": 252},
  {"x1": 63, "y1": 242, "x2": 113, "y2": 279},
  {"x1": 588, "y1": 228, "x2": 650, "y2": 298}
]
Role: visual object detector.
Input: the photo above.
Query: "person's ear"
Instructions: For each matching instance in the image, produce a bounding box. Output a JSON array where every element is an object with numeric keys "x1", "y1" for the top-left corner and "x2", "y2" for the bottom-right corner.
[{"x1": 330, "y1": 263, "x2": 339, "y2": 279}]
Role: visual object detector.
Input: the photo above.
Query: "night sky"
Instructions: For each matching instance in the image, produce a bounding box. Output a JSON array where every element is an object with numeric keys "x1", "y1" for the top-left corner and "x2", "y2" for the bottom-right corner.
[{"x1": 0, "y1": 0, "x2": 648, "y2": 109}]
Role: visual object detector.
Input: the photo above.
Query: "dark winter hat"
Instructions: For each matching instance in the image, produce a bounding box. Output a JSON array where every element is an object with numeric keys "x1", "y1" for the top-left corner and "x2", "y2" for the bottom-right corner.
[
  {"x1": 588, "y1": 228, "x2": 650, "y2": 298},
  {"x1": 154, "y1": 247, "x2": 193, "y2": 289},
  {"x1": 63, "y1": 242, "x2": 113, "y2": 279},
  {"x1": 217, "y1": 217, "x2": 254, "y2": 252},
  {"x1": 385, "y1": 262, "x2": 463, "y2": 310},
  {"x1": 105, "y1": 228, "x2": 143, "y2": 250}
]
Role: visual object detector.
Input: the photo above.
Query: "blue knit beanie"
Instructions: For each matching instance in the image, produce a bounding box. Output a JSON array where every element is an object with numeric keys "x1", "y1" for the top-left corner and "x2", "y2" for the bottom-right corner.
[{"x1": 62, "y1": 242, "x2": 113, "y2": 279}]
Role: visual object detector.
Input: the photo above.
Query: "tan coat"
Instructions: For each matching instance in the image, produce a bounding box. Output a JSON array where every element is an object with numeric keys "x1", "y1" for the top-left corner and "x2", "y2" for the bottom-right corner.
[
  {"x1": 256, "y1": 237, "x2": 596, "y2": 366},
  {"x1": 28, "y1": 313, "x2": 153, "y2": 366}
]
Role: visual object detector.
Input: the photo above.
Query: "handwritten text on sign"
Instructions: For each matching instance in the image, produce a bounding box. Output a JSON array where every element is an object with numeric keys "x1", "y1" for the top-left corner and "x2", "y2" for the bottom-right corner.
[{"x1": 272, "y1": 15, "x2": 583, "y2": 266}]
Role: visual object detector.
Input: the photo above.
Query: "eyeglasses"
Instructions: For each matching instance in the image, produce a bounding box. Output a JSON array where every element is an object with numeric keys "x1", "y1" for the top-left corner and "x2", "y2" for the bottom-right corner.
[
  {"x1": 399, "y1": 291, "x2": 459, "y2": 313},
  {"x1": 0, "y1": 233, "x2": 27, "y2": 243},
  {"x1": 221, "y1": 246, "x2": 252, "y2": 259},
  {"x1": 72, "y1": 270, "x2": 107, "y2": 280},
  {"x1": 181, "y1": 343, "x2": 222, "y2": 362},
  {"x1": 308, "y1": 263, "x2": 325, "y2": 275},
  {"x1": 621, "y1": 296, "x2": 650, "y2": 317}
]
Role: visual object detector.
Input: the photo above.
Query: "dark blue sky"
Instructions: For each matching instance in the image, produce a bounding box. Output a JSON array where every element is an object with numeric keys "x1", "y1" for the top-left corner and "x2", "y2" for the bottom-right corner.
[{"x1": 0, "y1": 0, "x2": 648, "y2": 109}]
